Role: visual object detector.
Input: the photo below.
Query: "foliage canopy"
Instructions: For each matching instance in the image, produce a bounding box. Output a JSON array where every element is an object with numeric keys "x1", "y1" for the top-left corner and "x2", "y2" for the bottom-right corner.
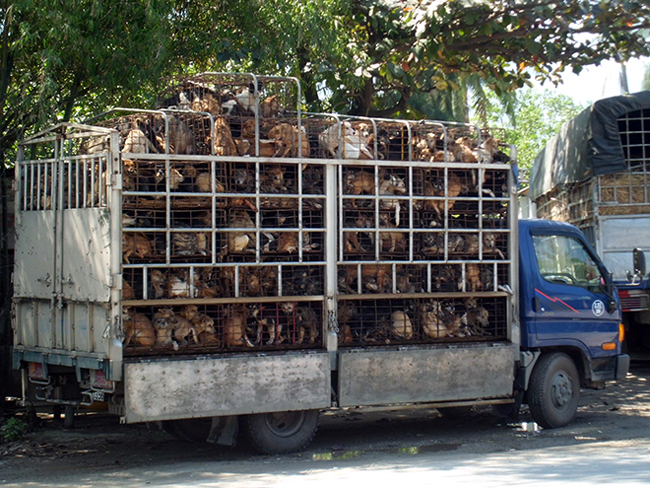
[{"x1": 1, "y1": 0, "x2": 649, "y2": 166}]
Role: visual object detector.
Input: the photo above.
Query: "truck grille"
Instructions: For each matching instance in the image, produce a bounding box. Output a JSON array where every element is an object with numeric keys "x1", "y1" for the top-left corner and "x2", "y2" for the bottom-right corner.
[{"x1": 619, "y1": 291, "x2": 650, "y2": 312}]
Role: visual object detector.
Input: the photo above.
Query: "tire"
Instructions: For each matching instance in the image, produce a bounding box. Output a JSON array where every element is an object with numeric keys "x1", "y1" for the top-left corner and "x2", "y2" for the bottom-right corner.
[
  {"x1": 243, "y1": 410, "x2": 319, "y2": 454},
  {"x1": 528, "y1": 352, "x2": 580, "y2": 429},
  {"x1": 63, "y1": 405, "x2": 75, "y2": 429},
  {"x1": 437, "y1": 406, "x2": 473, "y2": 418}
]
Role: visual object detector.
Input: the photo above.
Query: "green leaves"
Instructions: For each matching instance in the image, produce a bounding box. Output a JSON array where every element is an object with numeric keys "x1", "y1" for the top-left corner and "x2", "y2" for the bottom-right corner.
[{"x1": 2, "y1": 0, "x2": 649, "y2": 167}]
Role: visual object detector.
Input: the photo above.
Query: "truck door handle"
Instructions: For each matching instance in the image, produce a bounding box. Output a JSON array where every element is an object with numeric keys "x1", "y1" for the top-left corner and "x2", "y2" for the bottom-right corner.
[{"x1": 533, "y1": 297, "x2": 541, "y2": 312}]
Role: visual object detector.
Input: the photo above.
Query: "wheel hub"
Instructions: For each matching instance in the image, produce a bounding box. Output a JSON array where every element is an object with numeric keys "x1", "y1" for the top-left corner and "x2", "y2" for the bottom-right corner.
[
  {"x1": 551, "y1": 372, "x2": 573, "y2": 408},
  {"x1": 264, "y1": 411, "x2": 306, "y2": 438}
]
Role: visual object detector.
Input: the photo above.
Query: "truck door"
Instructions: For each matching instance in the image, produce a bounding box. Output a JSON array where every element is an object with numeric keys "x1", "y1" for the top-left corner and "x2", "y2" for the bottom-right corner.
[
  {"x1": 529, "y1": 232, "x2": 620, "y2": 355},
  {"x1": 13, "y1": 123, "x2": 123, "y2": 378}
]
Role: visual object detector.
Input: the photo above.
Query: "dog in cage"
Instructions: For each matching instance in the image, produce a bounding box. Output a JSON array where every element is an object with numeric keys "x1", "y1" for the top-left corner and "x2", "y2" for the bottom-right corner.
[{"x1": 122, "y1": 308, "x2": 156, "y2": 348}]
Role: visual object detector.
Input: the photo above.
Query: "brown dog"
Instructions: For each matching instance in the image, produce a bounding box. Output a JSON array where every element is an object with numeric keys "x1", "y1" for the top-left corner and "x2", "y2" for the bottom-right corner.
[
  {"x1": 223, "y1": 305, "x2": 253, "y2": 347},
  {"x1": 122, "y1": 233, "x2": 152, "y2": 264},
  {"x1": 152, "y1": 308, "x2": 175, "y2": 346},
  {"x1": 123, "y1": 308, "x2": 156, "y2": 347},
  {"x1": 214, "y1": 116, "x2": 237, "y2": 156},
  {"x1": 268, "y1": 123, "x2": 310, "y2": 158}
]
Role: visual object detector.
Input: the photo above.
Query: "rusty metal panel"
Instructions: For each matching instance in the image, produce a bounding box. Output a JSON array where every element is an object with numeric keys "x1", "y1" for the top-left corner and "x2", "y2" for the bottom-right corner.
[
  {"x1": 61, "y1": 209, "x2": 112, "y2": 302},
  {"x1": 14, "y1": 212, "x2": 56, "y2": 299},
  {"x1": 123, "y1": 352, "x2": 331, "y2": 422},
  {"x1": 338, "y1": 344, "x2": 516, "y2": 407}
]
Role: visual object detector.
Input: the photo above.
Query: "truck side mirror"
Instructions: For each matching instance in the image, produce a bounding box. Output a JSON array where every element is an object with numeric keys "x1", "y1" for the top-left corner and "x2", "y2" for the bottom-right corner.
[
  {"x1": 627, "y1": 248, "x2": 646, "y2": 284},
  {"x1": 634, "y1": 248, "x2": 646, "y2": 276}
]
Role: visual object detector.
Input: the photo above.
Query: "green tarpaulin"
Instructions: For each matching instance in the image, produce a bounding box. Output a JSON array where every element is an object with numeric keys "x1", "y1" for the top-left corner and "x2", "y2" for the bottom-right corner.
[{"x1": 530, "y1": 91, "x2": 650, "y2": 200}]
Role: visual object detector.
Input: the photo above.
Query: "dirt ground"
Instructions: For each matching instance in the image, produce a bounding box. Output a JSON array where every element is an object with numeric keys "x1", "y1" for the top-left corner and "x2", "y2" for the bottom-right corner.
[{"x1": 1, "y1": 364, "x2": 650, "y2": 484}]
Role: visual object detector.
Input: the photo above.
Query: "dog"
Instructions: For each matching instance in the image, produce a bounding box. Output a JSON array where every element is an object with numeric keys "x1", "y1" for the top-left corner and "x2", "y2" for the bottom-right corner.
[
  {"x1": 165, "y1": 270, "x2": 191, "y2": 298},
  {"x1": 268, "y1": 123, "x2": 310, "y2": 158},
  {"x1": 149, "y1": 270, "x2": 166, "y2": 299},
  {"x1": 123, "y1": 308, "x2": 156, "y2": 347},
  {"x1": 122, "y1": 281, "x2": 136, "y2": 300},
  {"x1": 421, "y1": 172, "x2": 463, "y2": 219},
  {"x1": 390, "y1": 310, "x2": 413, "y2": 339},
  {"x1": 192, "y1": 314, "x2": 217, "y2": 344},
  {"x1": 463, "y1": 232, "x2": 504, "y2": 259},
  {"x1": 477, "y1": 137, "x2": 500, "y2": 163},
  {"x1": 345, "y1": 170, "x2": 375, "y2": 196},
  {"x1": 466, "y1": 262, "x2": 482, "y2": 292},
  {"x1": 172, "y1": 232, "x2": 208, "y2": 256},
  {"x1": 462, "y1": 297, "x2": 490, "y2": 335},
  {"x1": 418, "y1": 300, "x2": 449, "y2": 339},
  {"x1": 223, "y1": 305, "x2": 253, "y2": 347},
  {"x1": 260, "y1": 165, "x2": 287, "y2": 193},
  {"x1": 152, "y1": 308, "x2": 175, "y2": 346},
  {"x1": 213, "y1": 116, "x2": 238, "y2": 156},
  {"x1": 260, "y1": 94, "x2": 282, "y2": 118},
  {"x1": 195, "y1": 172, "x2": 226, "y2": 193},
  {"x1": 378, "y1": 213, "x2": 407, "y2": 253},
  {"x1": 122, "y1": 233, "x2": 152, "y2": 263},
  {"x1": 226, "y1": 210, "x2": 256, "y2": 253},
  {"x1": 158, "y1": 113, "x2": 195, "y2": 155},
  {"x1": 344, "y1": 213, "x2": 374, "y2": 253},
  {"x1": 341, "y1": 263, "x2": 392, "y2": 294},
  {"x1": 250, "y1": 304, "x2": 283, "y2": 345},
  {"x1": 282, "y1": 303, "x2": 320, "y2": 344}
]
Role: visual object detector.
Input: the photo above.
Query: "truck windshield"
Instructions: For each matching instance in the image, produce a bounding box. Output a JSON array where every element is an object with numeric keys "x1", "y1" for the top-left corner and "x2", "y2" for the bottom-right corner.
[{"x1": 532, "y1": 234, "x2": 604, "y2": 289}]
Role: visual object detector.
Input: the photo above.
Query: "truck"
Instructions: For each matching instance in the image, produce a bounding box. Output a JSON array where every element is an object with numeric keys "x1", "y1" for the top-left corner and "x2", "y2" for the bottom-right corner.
[
  {"x1": 531, "y1": 91, "x2": 650, "y2": 355},
  {"x1": 11, "y1": 73, "x2": 628, "y2": 454}
]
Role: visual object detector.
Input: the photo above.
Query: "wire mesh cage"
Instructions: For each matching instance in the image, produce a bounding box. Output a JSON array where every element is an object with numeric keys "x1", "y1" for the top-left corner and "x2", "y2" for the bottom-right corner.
[
  {"x1": 122, "y1": 300, "x2": 324, "y2": 356},
  {"x1": 336, "y1": 296, "x2": 508, "y2": 347}
]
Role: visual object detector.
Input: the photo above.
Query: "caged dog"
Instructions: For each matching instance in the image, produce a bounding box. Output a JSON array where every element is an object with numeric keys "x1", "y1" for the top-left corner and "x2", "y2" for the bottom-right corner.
[
  {"x1": 223, "y1": 305, "x2": 254, "y2": 347},
  {"x1": 225, "y1": 210, "x2": 256, "y2": 254},
  {"x1": 378, "y1": 213, "x2": 407, "y2": 253},
  {"x1": 122, "y1": 233, "x2": 152, "y2": 264},
  {"x1": 152, "y1": 308, "x2": 176, "y2": 346},
  {"x1": 249, "y1": 304, "x2": 283, "y2": 345},
  {"x1": 122, "y1": 308, "x2": 156, "y2": 347},
  {"x1": 282, "y1": 302, "x2": 320, "y2": 344},
  {"x1": 463, "y1": 232, "x2": 504, "y2": 259},
  {"x1": 267, "y1": 123, "x2": 310, "y2": 158}
]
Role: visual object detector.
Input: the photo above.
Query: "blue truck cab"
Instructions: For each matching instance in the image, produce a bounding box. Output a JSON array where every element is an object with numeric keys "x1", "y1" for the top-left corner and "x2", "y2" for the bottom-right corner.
[{"x1": 517, "y1": 219, "x2": 629, "y2": 427}]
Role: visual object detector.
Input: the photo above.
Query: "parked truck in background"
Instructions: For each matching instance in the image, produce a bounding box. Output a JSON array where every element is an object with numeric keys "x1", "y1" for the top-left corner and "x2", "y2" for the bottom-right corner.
[
  {"x1": 11, "y1": 73, "x2": 628, "y2": 454},
  {"x1": 531, "y1": 91, "x2": 650, "y2": 355}
]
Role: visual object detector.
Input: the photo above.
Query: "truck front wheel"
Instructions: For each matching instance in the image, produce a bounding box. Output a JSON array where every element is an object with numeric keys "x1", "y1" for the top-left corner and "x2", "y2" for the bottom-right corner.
[
  {"x1": 528, "y1": 352, "x2": 580, "y2": 429},
  {"x1": 243, "y1": 410, "x2": 319, "y2": 454}
]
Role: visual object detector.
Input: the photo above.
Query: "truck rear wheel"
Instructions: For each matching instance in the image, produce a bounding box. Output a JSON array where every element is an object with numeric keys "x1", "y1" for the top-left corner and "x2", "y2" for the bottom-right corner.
[
  {"x1": 528, "y1": 352, "x2": 579, "y2": 429},
  {"x1": 243, "y1": 410, "x2": 319, "y2": 454}
]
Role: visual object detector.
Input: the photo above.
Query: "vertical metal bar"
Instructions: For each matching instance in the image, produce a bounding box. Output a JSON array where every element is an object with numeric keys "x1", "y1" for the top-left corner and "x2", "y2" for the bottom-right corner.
[
  {"x1": 324, "y1": 159, "x2": 339, "y2": 357},
  {"x1": 508, "y1": 145, "x2": 520, "y2": 349},
  {"x1": 35, "y1": 164, "x2": 41, "y2": 210},
  {"x1": 108, "y1": 128, "x2": 124, "y2": 381}
]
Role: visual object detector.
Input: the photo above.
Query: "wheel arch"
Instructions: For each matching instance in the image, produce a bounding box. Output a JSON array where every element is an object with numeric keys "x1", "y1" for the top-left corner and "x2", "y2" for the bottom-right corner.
[{"x1": 523, "y1": 346, "x2": 588, "y2": 390}]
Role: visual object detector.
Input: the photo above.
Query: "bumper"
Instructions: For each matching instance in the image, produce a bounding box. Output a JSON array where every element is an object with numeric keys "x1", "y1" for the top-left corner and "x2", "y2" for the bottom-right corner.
[
  {"x1": 590, "y1": 354, "x2": 630, "y2": 383},
  {"x1": 616, "y1": 354, "x2": 630, "y2": 381}
]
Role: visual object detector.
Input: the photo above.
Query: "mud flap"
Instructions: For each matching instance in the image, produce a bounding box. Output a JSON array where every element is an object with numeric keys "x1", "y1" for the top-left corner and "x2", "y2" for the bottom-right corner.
[{"x1": 207, "y1": 416, "x2": 238, "y2": 446}]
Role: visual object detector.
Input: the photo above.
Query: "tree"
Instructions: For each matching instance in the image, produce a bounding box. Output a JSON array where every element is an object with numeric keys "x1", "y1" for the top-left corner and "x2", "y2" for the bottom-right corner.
[
  {"x1": 3, "y1": 0, "x2": 650, "y2": 167},
  {"x1": 481, "y1": 89, "x2": 586, "y2": 176},
  {"x1": 0, "y1": 0, "x2": 182, "y2": 166}
]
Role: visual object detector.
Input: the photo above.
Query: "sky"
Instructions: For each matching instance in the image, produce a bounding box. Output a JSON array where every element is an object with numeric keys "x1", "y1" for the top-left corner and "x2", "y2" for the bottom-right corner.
[{"x1": 535, "y1": 56, "x2": 649, "y2": 106}]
